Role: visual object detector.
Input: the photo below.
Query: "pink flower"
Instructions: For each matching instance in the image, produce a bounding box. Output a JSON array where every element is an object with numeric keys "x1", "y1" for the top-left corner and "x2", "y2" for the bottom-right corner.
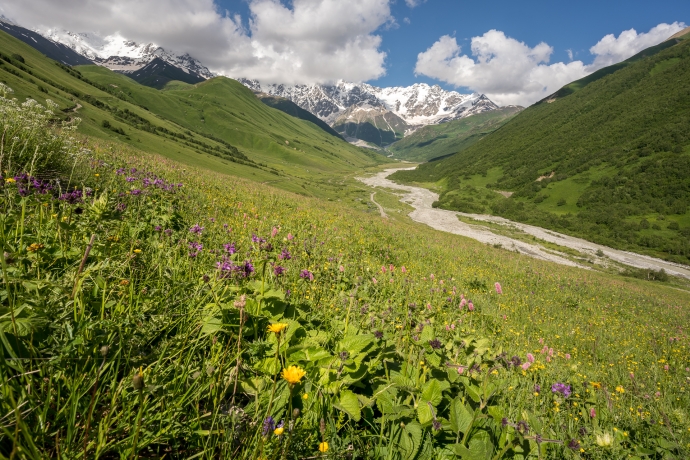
[
  {"x1": 526, "y1": 353, "x2": 535, "y2": 363},
  {"x1": 539, "y1": 338, "x2": 544, "y2": 345},
  {"x1": 450, "y1": 324, "x2": 455, "y2": 330},
  {"x1": 389, "y1": 264, "x2": 395, "y2": 272},
  {"x1": 287, "y1": 233, "x2": 294, "y2": 240},
  {"x1": 494, "y1": 282, "x2": 502, "y2": 294},
  {"x1": 589, "y1": 408, "x2": 596, "y2": 418},
  {"x1": 271, "y1": 227, "x2": 279, "y2": 238},
  {"x1": 541, "y1": 346, "x2": 548, "y2": 354},
  {"x1": 546, "y1": 356, "x2": 552, "y2": 363},
  {"x1": 372, "y1": 277, "x2": 378, "y2": 284},
  {"x1": 565, "y1": 353, "x2": 571, "y2": 360},
  {"x1": 381, "y1": 266, "x2": 387, "y2": 273},
  {"x1": 521, "y1": 362, "x2": 531, "y2": 370},
  {"x1": 339, "y1": 265, "x2": 345, "y2": 272},
  {"x1": 468, "y1": 302, "x2": 474, "y2": 312},
  {"x1": 457, "y1": 366, "x2": 465, "y2": 374},
  {"x1": 426, "y1": 303, "x2": 432, "y2": 310},
  {"x1": 548, "y1": 348, "x2": 554, "y2": 357},
  {"x1": 459, "y1": 299, "x2": 467, "y2": 308},
  {"x1": 430, "y1": 274, "x2": 435, "y2": 280},
  {"x1": 502, "y1": 315, "x2": 507, "y2": 320},
  {"x1": 401, "y1": 266, "x2": 407, "y2": 273},
  {"x1": 664, "y1": 365, "x2": 669, "y2": 371},
  {"x1": 389, "y1": 278, "x2": 394, "y2": 283}
]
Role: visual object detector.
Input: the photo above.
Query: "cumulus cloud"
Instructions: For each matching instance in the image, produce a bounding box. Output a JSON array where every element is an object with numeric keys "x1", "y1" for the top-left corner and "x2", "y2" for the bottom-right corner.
[
  {"x1": 415, "y1": 22, "x2": 686, "y2": 106},
  {"x1": 0, "y1": 0, "x2": 393, "y2": 84},
  {"x1": 405, "y1": 0, "x2": 427, "y2": 7},
  {"x1": 589, "y1": 22, "x2": 686, "y2": 68}
]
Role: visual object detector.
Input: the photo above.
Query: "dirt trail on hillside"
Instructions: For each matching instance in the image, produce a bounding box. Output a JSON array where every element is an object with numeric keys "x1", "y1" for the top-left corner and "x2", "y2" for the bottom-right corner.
[
  {"x1": 370, "y1": 192, "x2": 387, "y2": 218},
  {"x1": 358, "y1": 168, "x2": 690, "y2": 279}
]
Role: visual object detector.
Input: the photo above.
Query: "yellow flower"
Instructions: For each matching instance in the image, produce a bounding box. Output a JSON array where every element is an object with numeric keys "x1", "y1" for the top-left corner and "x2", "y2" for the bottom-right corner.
[
  {"x1": 590, "y1": 382, "x2": 601, "y2": 389},
  {"x1": 5, "y1": 178, "x2": 15, "y2": 183},
  {"x1": 267, "y1": 323, "x2": 288, "y2": 334},
  {"x1": 319, "y1": 442, "x2": 329, "y2": 453},
  {"x1": 616, "y1": 386, "x2": 625, "y2": 394},
  {"x1": 281, "y1": 365, "x2": 306, "y2": 385},
  {"x1": 302, "y1": 393, "x2": 309, "y2": 400},
  {"x1": 94, "y1": 173, "x2": 100, "y2": 177},
  {"x1": 133, "y1": 249, "x2": 142, "y2": 253},
  {"x1": 27, "y1": 243, "x2": 44, "y2": 252},
  {"x1": 274, "y1": 427, "x2": 284, "y2": 436}
]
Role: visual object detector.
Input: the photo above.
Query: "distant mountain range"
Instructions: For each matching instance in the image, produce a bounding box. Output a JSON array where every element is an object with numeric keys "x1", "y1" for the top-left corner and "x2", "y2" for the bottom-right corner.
[
  {"x1": 239, "y1": 79, "x2": 505, "y2": 147},
  {"x1": 8, "y1": 22, "x2": 508, "y2": 147}
]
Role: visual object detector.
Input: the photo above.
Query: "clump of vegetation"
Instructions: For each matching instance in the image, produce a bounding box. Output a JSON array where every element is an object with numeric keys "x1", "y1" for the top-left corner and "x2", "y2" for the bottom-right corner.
[{"x1": 0, "y1": 89, "x2": 689, "y2": 459}]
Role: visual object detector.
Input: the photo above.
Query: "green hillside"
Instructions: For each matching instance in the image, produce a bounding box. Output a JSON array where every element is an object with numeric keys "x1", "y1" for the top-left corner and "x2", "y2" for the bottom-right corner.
[
  {"x1": 392, "y1": 35, "x2": 690, "y2": 264},
  {"x1": 388, "y1": 107, "x2": 522, "y2": 162},
  {"x1": 0, "y1": 29, "x2": 385, "y2": 198}
]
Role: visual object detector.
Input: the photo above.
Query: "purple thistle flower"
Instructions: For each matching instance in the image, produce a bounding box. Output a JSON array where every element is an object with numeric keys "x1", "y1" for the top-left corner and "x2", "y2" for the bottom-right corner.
[
  {"x1": 428, "y1": 338, "x2": 442, "y2": 350},
  {"x1": 188, "y1": 241, "x2": 203, "y2": 257},
  {"x1": 223, "y1": 243, "x2": 236, "y2": 255},
  {"x1": 190, "y1": 224, "x2": 204, "y2": 235},
  {"x1": 241, "y1": 260, "x2": 255, "y2": 277},
  {"x1": 273, "y1": 265, "x2": 286, "y2": 276},
  {"x1": 551, "y1": 383, "x2": 572, "y2": 398},
  {"x1": 279, "y1": 248, "x2": 291, "y2": 260},
  {"x1": 300, "y1": 269, "x2": 313, "y2": 281},
  {"x1": 130, "y1": 189, "x2": 142, "y2": 196}
]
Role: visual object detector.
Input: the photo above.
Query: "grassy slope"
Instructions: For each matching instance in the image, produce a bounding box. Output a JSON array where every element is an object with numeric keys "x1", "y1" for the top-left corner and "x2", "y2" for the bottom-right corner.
[
  {"x1": 0, "y1": 30, "x2": 386, "y2": 198},
  {"x1": 393, "y1": 38, "x2": 690, "y2": 263},
  {"x1": 388, "y1": 107, "x2": 522, "y2": 162},
  {"x1": 2, "y1": 106, "x2": 689, "y2": 457}
]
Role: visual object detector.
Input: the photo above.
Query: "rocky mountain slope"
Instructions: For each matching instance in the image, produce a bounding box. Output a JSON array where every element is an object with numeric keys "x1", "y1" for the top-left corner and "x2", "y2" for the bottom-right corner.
[
  {"x1": 37, "y1": 28, "x2": 213, "y2": 80},
  {"x1": 240, "y1": 79, "x2": 501, "y2": 146}
]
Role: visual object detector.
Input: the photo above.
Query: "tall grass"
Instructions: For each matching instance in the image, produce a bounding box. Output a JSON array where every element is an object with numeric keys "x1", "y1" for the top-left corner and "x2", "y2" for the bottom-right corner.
[{"x1": 0, "y1": 89, "x2": 688, "y2": 459}]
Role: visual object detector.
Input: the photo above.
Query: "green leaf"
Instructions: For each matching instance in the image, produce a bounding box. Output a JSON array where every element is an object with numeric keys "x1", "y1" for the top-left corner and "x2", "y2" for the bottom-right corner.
[
  {"x1": 338, "y1": 334, "x2": 375, "y2": 356},
  {"x1": 200, "y1": 316, "x2": 223, "y2": 335},
  {"x1": 417, "y1": 402, "x2": 434, "y2": 425},
  {"x1": 420, "y1": 324, "x2": 435, "y2": 343},
  {"x1": 421, "y1": 379, "x2": 443, "y2": 406},
  {"x1": 0, "y1": 318, "x2": 34, "y2": 337},
  {"x1": 335, "y1": 389, "x2": 361, "y2": 421},
  {"x1": 450, "y1": 397, "x2": 474, "y2": 434},
  {"x1": 398, "y1": 421, "x2": 423, "y2": 460},
  {"x1": 467, "y1": 430, "x2": 494, "y2": 460}
]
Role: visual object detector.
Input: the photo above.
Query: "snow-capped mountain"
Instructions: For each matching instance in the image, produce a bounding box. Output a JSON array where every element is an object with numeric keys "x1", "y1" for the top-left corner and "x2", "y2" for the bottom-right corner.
[
  {"x1": 37, "y1": 29, "x2": 213, "y2": 79},
  {"x1": 240, "y1": 79, "x2": 501, "y2": 146},
  {"x1": 239, "y1": 80, "x2": 499, "y2": 126}
]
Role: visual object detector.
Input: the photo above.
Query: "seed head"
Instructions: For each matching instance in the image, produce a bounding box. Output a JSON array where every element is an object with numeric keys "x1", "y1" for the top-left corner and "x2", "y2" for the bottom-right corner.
[
  {"x1": 100, "y1": 345, "x2": 110, "y2": 358},
  {"x1": 132, "y1": 368, "x2": 145, "y2": 390}
]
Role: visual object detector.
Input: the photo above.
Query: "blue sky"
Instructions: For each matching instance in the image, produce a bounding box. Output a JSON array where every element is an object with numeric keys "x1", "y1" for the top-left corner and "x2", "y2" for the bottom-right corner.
[
  {"x1": 215, "y1": 0, "x2": 689, "y2": 90},
  {"x1": 3, "y1": 0, "x2": 688, "y2": 105}
]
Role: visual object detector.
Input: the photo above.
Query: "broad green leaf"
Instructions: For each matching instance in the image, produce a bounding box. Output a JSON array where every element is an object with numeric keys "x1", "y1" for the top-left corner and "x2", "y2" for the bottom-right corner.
[
  {"x1": 417, "y1": 402, "x2": 434, "y2": 425},
  {"x1": 0, "y1": 318, "x2": 34, "y2": 336},
  {"x1": 450, "y1": 397, "x2": 474, "y2": 434},
  {"x1": 338, "y1": 334, "x2": 375, "y2": 356},
  {"x1": 467, "y1": 430, "x2": 494, "y2": 460},
  {"x1": 398, "y1": 421, "x2": 423, "y2": 460},
  {"x1": 420, "y1": 324, "x2": 435, "y2": 343},
  {"x1": 421, "y1": 379, "x2": 443, "y2": 406},
  {"x1": 254, "y1": 357, "x2": 280, "y2": 375},
  {"x1": 335, "y1": 389, "x2": 361, "y2": 421},
  {"x1": 200, "y1": 316, "x2": 223, "y2": 335}
]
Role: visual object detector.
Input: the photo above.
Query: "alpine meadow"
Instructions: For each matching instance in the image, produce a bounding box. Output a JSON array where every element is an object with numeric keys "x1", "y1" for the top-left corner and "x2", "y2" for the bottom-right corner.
[{"x1": 0, "y1": 5, "x2": 689, "y2": 460}]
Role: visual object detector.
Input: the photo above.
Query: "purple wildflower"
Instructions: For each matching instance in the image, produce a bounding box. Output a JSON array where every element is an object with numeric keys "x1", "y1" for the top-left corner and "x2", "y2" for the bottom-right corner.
[
  {"x1": 223, "y1": 243, "x2": 236, "y2": 255},
  {"x1": 567, "y1": 439, "x2": 580, "y2": 451},
  {"x1": 428, "y1": 338, "x2": 442, "y2": 350},
  {"x1": 125, "y1": 176, "x2": 136, "y2": 182},
  {"x1": 130, "y1": 189, "x2": 142, "y2": 196},
  {"x1": 188, "y1": 241, "x2": 203, "y2": 257},
  {"x1": 551, "y1": 383, "x2": 572, "y2": 398},
  {"x1": 262, "y1": 416, "x2": 275, "y2": 436},
  {"x1": 164, "y1": 229, "x2": 172, "y2": 236},
  {"x1": 373, "y1": 330, "x2": 383, "y2": 339},
  {"x1": 59, "y1": 190, "x2": 84, "y2": 205},
  {"x1": 115, "y1": 202, "x2": 127, "y2": 213},
  {"x1": 241, "y1": 261, "x2": 255, "y2": 277},
  {"x1": 189, "y1": 224, "x2": 204, "y2": 235},
  {"x1": 273, "y1": 265, "x2": 286, "y2": 276},
  {"x1": 116, "y1": 168, "x2": 126, "y2": 175},
  {"x1": 300, "y1": 269, "x2": 313, "y2": 281},
  {"x1": 154, "y1": 225, "x2": 162, "y2": 232},
  {"x1": 279, "y1": 248, "x2": 291, "y2": 260},
  {"x1": 251, "y1": 234, "x2": 266, "y2": 244},
  {"x1": 534, "y1": 384, "x2": 541, "y2": 393}
]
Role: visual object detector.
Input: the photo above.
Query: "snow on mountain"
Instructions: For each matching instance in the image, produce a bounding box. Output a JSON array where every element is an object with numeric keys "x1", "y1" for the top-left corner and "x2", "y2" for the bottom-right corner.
[
  {"x1": 238, "y1": 79, "x2": 499, "y2": 128},
  {"x1": 37, "y1": 29, "x2": 213, "y2": 78}
]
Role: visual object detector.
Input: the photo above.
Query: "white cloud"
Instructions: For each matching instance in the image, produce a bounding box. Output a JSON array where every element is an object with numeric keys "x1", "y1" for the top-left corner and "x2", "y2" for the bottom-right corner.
[
  {"x1": 405, "y1": 0, "x2": 427, "y2": 7},
  {"x1": 0, "y1": 0, "x2": 393, "y2": 84},
  {"x1": 566, "y1": 49, "x2": 573, "y2": 61},
  {"x1": 589, "y1": 22, "x2": 686, "y2": 69},
  {"x1": 415, "y1": 23, "x2": 686, "y2": 107}
]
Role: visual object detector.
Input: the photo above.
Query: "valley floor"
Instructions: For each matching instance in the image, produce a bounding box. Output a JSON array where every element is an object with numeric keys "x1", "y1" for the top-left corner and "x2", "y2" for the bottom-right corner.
[{"x1": 359, "y1": 168, "x2": 690, "y2": 280}]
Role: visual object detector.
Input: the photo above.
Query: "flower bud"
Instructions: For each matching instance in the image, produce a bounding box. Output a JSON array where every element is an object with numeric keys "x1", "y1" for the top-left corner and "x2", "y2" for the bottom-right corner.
[
  {"x1": 133, "y1": 369, "x2": 145, "y2": 390},
  {"x1": 100, "y1": 345, "x2": 109, "y2": 358},
  {"x1": 292, "y1": 408, "x2": 301, "y2": 418}
]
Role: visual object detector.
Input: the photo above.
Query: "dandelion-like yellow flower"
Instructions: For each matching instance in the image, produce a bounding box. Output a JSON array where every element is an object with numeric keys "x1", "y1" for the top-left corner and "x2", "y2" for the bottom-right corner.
[
  {"x1": 5, "y1": 178, "x2": 15, "y2": 183},
  {"x1": 590, "y1": 382, "x2": 601, "y2": 389},
  {"x1": 133, "y1": 249, "x2": 142, "y2": 253},
  {"x1": 319, "y1": 442, "x2": 329, "y2": 453},
  {"x1": 27, "y1": 243, "x2": 44, "y2": 252},
  {"x1": 616, "y1": 386, "x2": 625, "y2": 394},
  {"x1": 302, "y1": 393, "x2": 309, "y2": 400},
  {"x1": 281, "y1": 365, "x2": 306, "y2": 385},
  {"x1": 274, "y1": 427, "x2": 284, "y2": 436},
  {"x1": 267, "y1": 323, "x2": 288, "y2": 334}
]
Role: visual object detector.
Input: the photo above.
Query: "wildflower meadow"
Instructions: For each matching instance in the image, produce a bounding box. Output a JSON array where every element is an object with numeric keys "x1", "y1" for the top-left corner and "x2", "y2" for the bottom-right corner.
[{"x1": 0, "y1": 87, "x2": 689, "y2": 459}]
